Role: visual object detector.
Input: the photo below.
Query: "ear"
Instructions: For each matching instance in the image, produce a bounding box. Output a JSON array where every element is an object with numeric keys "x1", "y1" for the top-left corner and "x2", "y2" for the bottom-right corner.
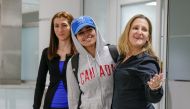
[
  {"x1": 146, "y1": 39, "x2": 149, "y2": 42},
  {"x1": 146, "y1": 35, "x2": 150, "y2": 41},
  {"x1": 145, "y1": 36, "x2": 150, "y2": 46}
]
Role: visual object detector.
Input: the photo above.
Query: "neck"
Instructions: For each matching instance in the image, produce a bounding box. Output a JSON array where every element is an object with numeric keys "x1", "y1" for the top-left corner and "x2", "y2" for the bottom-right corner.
[
  {"x1": 58, "y1": 39, "x2": 71, "y2": 53},
  {"x1": 130, "y1": 46, "x2": 142, "y2": 55},
  {"x1": 85, "y1": 45, "x2": 96, "y2": 58},
  {"x1": 124, "y1": 48, "x2": 141, "y2": 61}
]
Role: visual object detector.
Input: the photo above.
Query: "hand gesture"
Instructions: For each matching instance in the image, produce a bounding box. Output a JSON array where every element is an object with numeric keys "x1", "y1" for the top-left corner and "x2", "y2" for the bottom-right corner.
[{"x1": 147, "y1": 72, "x2": 164, "y2": 90}]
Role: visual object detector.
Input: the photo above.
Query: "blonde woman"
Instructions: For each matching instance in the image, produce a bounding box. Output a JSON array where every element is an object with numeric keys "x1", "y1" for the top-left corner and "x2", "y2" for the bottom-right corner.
[{"x1": 112, "y1": 14, "x2": 163, "y2": 109}]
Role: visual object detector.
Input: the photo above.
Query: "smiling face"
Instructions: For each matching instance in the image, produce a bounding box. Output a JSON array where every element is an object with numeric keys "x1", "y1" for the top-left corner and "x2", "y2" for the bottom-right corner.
[
  {"x1": 76, "y1": 26, "x2": 97, "y2": 49},
  {"x1": 54, "y1": 17, "x2": 71, "y2": 41},
  {"x1": 128, "y1": 18, "x2": 150, "y2": 52}
]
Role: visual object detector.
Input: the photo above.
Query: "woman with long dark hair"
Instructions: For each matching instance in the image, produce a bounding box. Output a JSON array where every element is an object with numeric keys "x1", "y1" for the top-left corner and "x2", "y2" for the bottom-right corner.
[{"x1": 33, "y1": 11, "x2": 75, "y2": 109}]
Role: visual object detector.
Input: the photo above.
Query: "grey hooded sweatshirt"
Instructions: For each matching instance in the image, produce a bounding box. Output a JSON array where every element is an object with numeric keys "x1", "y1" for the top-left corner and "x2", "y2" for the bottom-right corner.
[{"x1": 66, "y1": 24, "x2": 116, "y2": 109}]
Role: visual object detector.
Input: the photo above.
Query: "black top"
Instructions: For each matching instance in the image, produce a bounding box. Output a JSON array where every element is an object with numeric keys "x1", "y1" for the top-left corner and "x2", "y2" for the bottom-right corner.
[
  {"x1": 33, "y1": 48, "x2": 72, "y2": 109},
  {"x1": 112, "y1": 53, "x2": 163, "y2": 109}
]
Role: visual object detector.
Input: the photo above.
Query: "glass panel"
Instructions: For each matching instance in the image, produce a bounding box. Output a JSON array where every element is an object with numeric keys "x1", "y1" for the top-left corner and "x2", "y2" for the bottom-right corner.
[{"x1": 21, "y1": 27, "x2": 39, "y2": 80}]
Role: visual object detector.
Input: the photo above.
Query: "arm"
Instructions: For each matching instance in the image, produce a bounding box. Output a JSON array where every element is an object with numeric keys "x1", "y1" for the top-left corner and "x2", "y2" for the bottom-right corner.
[
  {"x1": 33, "y1": 48, "x2": 48, "y2": 109},
  {"x1": 137, "y1": 59, "x2": 163, "y2": 103},
  {"x1": 66, "y1": 59, "x2": 81, "y2": 109}
]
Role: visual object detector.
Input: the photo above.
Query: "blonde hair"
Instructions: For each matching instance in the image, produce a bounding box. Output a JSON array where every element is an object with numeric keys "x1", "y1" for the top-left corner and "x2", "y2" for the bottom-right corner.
[{"x1": 118, "y1": 14, "x2": 159, "y2": 62}]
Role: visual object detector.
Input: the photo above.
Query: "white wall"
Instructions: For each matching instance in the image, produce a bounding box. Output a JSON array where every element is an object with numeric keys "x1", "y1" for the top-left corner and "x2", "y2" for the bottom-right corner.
[
  {"x1": 84, "y1": 0, "x2": 108, "y2": 43},
  {"x1": 83, "y1": 0, "x2": 119, "y2": 45}
]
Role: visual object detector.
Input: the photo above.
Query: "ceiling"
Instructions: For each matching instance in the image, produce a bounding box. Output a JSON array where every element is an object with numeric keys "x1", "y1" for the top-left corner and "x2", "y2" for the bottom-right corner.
[{"x1": 22, "y1": 0, "x2": 39, "y2": 14}]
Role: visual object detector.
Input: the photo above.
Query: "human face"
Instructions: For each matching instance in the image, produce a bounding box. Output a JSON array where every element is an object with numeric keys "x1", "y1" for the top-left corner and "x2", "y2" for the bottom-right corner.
[
  {"x1": 76, "y1": 26, "x2": 96, "y2": 49},
  {"x1": 128, "y1": 18, "x2": 150, "y2": 51},
  {"x1": 54, "y1": 17, "x2": 71, "y2": 41}
]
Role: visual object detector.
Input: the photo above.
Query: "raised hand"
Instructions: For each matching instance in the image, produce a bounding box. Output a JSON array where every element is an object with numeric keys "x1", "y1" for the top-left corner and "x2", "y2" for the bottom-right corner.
[{"x1": 147, "y1": 72, "x2": 164, "y2": 90}]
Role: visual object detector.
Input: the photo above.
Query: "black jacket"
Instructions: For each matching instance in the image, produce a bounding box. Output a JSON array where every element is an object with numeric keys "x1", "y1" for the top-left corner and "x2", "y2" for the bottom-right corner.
[
  {"x1": 112, "y1": 53, "x2": 163, "y2": 109},
  {"x1": 33, "y1": 48, "x2": 72, "y2": 109}
]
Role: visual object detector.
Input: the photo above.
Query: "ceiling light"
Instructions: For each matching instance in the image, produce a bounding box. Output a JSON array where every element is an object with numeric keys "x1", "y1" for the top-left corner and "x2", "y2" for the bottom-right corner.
[{"x1": 146, "y1": 1, "x2": 156, "y2": 6}]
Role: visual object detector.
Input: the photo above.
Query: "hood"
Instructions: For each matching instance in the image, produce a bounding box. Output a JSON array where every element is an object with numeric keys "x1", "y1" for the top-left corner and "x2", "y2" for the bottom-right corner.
[{"x1": 71, "y1": 20, "x2": 106, "y2": 58}]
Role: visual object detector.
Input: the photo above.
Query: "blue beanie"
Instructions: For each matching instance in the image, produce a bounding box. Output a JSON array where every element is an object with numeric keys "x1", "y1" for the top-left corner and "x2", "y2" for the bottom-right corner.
[{"x1": 71, "y1": 16, "x2": 96, "y2": 35}]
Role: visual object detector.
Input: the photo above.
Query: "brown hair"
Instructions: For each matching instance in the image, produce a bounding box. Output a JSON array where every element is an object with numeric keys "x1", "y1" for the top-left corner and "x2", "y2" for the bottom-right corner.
[
  {"x1": 48, "y1": 11, "x2": 75, "y2": 60},
  {"x1": 118, "y1": 14, "x2": 159, "y2": 62}
]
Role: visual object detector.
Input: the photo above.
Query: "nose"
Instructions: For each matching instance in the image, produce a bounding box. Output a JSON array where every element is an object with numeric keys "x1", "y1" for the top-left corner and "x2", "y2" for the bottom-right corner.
[
  {"x1": 84, "y1": 31, "x2": 89, "y2": 36},
  {"x1": 82, "y1": 31, "x2": 91, "y2": 38},
  {"x1": 136, "y1": 29, "x2": 144, "y2": 37},
  {"x1": 137, "y1": 29, "x2": 142, "y2": 34},
  {"x1": 58, "y1": 26, "x2": 65, "y2": 32}
]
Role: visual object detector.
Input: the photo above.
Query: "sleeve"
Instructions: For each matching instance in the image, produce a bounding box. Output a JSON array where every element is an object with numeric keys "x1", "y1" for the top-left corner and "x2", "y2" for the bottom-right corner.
[
  {"x1": 137, "y1": 59, "x2": 163, "y2": 103},
  {"x1": 33, "y1": 48, "x2": 48, "y2": 109},
  {"x1": 66, "y1": 59, "x2": 81, "y2": 109}
]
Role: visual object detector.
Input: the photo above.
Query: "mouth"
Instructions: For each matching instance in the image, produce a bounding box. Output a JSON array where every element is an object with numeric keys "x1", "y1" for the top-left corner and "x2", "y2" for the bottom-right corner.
[
  {"x1": 59, "y1": 34, "x2": 64, "y2": 36},
  {"x1": 86, "y1": 37, "x2": 92, "y2": 41},
  {"x1": 134, "y1": 35, "x2": 143, "y2": 40},
  {"x1": 134, "y1": 37, "x2": 141, "y2": 40},
  {"x1": 83, "y1": 35, "x2": 93, "y2": 42}
]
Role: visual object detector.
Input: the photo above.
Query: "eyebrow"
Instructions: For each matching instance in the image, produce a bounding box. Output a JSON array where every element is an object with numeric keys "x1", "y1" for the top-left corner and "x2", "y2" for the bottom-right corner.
[{"x1": 78, "y1": 26, "x2": 93, "y2": 32}]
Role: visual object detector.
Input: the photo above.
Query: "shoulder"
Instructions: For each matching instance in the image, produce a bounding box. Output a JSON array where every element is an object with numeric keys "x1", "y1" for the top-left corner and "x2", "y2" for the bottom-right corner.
[
  {"x1": 137, "y1": 53, "x2": 158, "y2": 63},
  {"x1": 41, "y1": 47, "x2": 48, "y2": 55},
  {"x1": 43, "y1": 47, "x2": 48, "y2": 53},
  {"x1": 40, "y1": 47, "x2": 49, "y2": 59},
  {"x1": 138, "y1": 53, "x2": 160, "y2": 72}
]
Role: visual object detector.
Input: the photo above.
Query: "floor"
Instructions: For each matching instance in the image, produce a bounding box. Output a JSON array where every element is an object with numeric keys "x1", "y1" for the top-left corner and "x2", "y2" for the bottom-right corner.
[
  {"x1": 0, "y1": 81, "x2": 165, "y2": 109},
  {"x1": 0, "y1": 81, "x2": 39, "y2": 109}
]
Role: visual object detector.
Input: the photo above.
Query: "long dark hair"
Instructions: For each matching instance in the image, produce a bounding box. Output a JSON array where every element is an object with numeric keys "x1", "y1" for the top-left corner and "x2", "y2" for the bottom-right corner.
[{"x1": 48, "y1": 11, "x2": 75, "y2": 60}]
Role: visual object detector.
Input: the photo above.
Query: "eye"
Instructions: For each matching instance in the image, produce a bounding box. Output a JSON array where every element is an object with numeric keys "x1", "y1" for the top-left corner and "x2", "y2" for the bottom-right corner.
[
  {"x1": 54, "y1": 24, "x2": 59, "y2": 28},
  {"x1": 132, "y1": 26, "x2": 139, "y2": 30},
  {"x1": 86, "y1": 28, "x2": 93, "y2": 32},
  {"x1": 142, "y1": 27, "x2": 148, "y2": 32},
  {"x1": 78, "y1": 31, "x2": 85, "y2": 36},
  {"x1": 61, "y1": 24, "x2": 68, "y2": 28}
]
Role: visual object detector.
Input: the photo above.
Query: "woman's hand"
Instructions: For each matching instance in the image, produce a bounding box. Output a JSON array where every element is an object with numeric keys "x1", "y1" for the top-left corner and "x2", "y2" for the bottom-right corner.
[{"x1": 147, "y1": 72, "x2": 164, "y2": 90}]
